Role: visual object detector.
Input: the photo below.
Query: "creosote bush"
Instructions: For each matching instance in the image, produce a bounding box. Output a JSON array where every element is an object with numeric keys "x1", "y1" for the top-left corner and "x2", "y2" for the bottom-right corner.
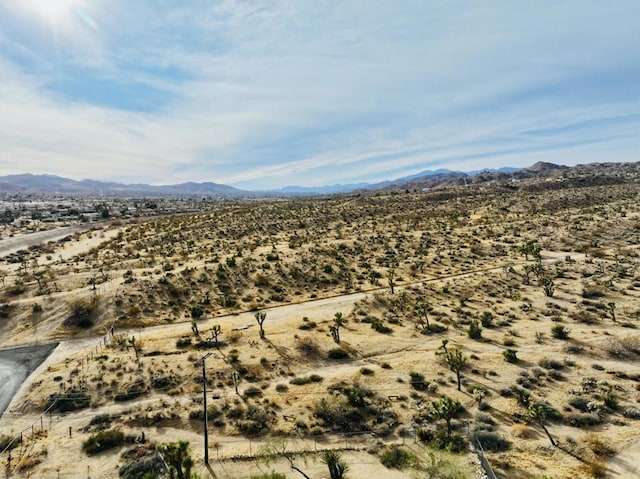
[
  {"x1": 380, "y1": 446, "x2": 415, "y2": 469},
  {"x1": 64, "y1": 295, "x2": 100, "y2": 328},
  {"x1": 82, "y1": 429, "x2": 127, "y2": 455}
]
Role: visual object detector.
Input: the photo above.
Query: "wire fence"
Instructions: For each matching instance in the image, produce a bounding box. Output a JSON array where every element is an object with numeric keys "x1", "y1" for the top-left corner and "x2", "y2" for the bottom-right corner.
[{"x1": 472, "y1": 435, "x2": 497, "y2": 479}]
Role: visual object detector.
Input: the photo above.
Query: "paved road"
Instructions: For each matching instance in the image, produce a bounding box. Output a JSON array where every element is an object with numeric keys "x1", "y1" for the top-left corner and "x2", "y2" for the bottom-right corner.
[
  {"x1": 0, "y1": 357, "x2": 28, "y2": 419},
  {"x1": 0, "y1": 343, "x2": 58, "y2": 419},
  {"x1": 0, "y1": 226, "x2": 84, "y2": 258}
]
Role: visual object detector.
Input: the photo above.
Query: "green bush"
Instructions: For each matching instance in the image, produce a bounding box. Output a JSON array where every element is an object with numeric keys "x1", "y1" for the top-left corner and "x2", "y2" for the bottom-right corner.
[
  {"x1": 251, "y1": 473, "x2": 287, "y2": 479},
  {"x1": 114, "y1": 379, "x2": 148, "y2": 402},
  {"x1": 189, "y1": 405, "x2": 222, "y2": 421},
  {"x1": 380, "y1": 446, "x2": 414, "y2": 469},
  {"x1": 409, "y1": 371, "x2": 428, "y2": 391},
  {"x1": 568, "y1": 396, "x2": 590, "y2": 412},
  {"x1": 564, "y1": 412, "x2": 602, "y2": 427},
  {"x1": 176, "y1": 337, "x2": 192, "y2": 348},
  {"x1": 82, "y1": 429, "x2": 126, "y2": 455},
  {"x1": 0, "y1": 435, "x2": 22, "y2": 451},
  {"x1": 371, "y1": 318, "x2": 392, "y2": 334},
  {"x1": 327, "y1": 348, "x2": 349, "y2": 360},
  {"x1": 290, "y1": 374, "x2": 323, "y2": 385},
  {"x1": 551, "y1": 324, "x2": 569, "y2": 339},
  {"x1": 468, "y1": 320, "x2": 482, "y2": 339},
  {"x1": 64, "y1": 296, "x2": 100, "y2": 328},
  {"x1": 471, "y1": 431, "x2": 510, "y2": 452},
  {"x1": 47, "y1": 388, "x2": 91, "y2": 412},
  {"x1": 421, "y1": 323, "x2": 447, "y2": 335},
  {"x1": 503, "y1": 349, "x2": 518, "y2": 363}
]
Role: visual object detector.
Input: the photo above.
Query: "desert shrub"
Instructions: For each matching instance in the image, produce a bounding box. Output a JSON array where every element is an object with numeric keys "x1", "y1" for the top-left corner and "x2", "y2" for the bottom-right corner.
[
  {"x1": 409, "y1": 371, "x2": 428, "y2": 391},
  {"x1": 64, "y1": 296, "x2": 100, "y2": 328},
  {"x1": 47, "y1": 388, "x2": 91, "y2": 412},
  {"x1": 503, "y1": 349, "x2": 518, "y2": 363},
  {"x1": 480, "y1": 311, "x2": 494, "y2": 328},
  {"x1": 468, "y1": 320, "x2": 482, "y2": 339},
  {"x1": 251, "y1": 474, "x2": 287, "y2": 479},
  {"x1": 471, "y1": 431, "x2": 510, "y2": 452},
  {"x1": 0, "y1": 435, "x2": 21, "y2": 451},
  {"x1": 564, "y1": 413, "x2": 603, "y2": 427},
  {"x1": 176, "y1": 337, "x2": 192, "y2": 348},
  {"x1": 118, "y1": 449, "x2": 166, "y2": 479},
  {"x1": 601, "y1": 390, "x2": 618, "y2": 410},
  {"x1": 243, "y1": 386, "x2": 263, "y2": 398},
  {"x1": 371, "y1": 318, "x2": 392, "y2": 334},
  {"x1": 421, "y1": 323, "x2": 447, "y2": 335},
  {"x1": 430, "y1": 433, "x2": 467, "y2": 454},
  {"x1": 531, "y1": 402, "x2": 563, "y2": 422},
  {"x1": 568, "y1": 396, "x2": 590, "y2": 412},
  {"x1": 151, "y1": 375, "x2": 179, "y2": 390},
  {"x1": 237, "y1": 405, "x2": 273, "y2": 436},
  {"x1": 275, "y1": 383, "x2": 289, "y2": 392},
  {"x1": 82, "y1": 429, "x2": 126, "y2": 455},
  {"x1": 298, "y1": 321, "x2": 317, "y2": 331},
  {"x1": 551, "y1": 324, "x2": 569, "y2": 339},
  {"x1": 290, "y1": 374, "x2": 323, "y2": 386},
  {"x1": 603, "y1": 336, "x2": 640, "y2": 358},
  {"x1": 360, "y1": 367, "x2": 375, "y2": 376},
  {"x1": 189, "y1": 405, "x2": 222, "y2": 421},
  {"x1": 584, "y1": 459, "x2": 607, "y2": 478},
  {"x1": 511, "y1": 387, "x2": 531, "y2": 407},
  {"x1": 327, "y1": 348, "x2": 349, "y2": 360},
  {"x1": 623, "y1": 408, "x2": 640, "y2": 419},
  {"x1": 295, "y1": 336, "x2": 320, "y2": 356},
  {"x1": 226, "y1": 406, "x2": 245, "y2": 419},
  {"x1": 584, "y1": 433, "x2": 616, "y2": 457},
  {"x1": 114, "y1": 379, "x2": 147, "y2": 402},
  {"x1": 582, "y1": 287, "x2": 605, "y2": 299},
  {"x1": 380, "y1": 446, "x2": 415, "y2": 469},
  {"x1": 538, "y1": 357, "x2": 564, "y2": 370},
  {"x1": 88, "y1": 414, "x2": 112, "y2": 428}
]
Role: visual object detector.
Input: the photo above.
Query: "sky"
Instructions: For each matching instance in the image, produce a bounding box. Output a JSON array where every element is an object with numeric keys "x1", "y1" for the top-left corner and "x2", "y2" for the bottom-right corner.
[{"x1": 0, "y1": 1, "x2": 639, "y2": 190}]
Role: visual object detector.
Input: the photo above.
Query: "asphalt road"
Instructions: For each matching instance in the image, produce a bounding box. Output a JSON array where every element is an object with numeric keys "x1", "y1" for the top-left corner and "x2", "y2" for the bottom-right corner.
[
  {"x1": 0, "y1": 225, "x2": 84, "y2": 258},
  {"x1": 0, "y1": 357, "x2": 28, "y2": 419},
  {"x1": 0, "y1": 343, "x2": 58, "y2": 419}
]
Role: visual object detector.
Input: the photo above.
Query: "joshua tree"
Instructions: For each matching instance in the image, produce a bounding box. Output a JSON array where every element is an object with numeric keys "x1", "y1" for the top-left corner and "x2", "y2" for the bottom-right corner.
[
  {"x1": 519, "y1": 240, "x2": 541, "y2": 262},
  {"x1": 528, "y1": 404, "x2": 556, "y2": 447},
  {"x1": 414, "y1": 301, "x2": 431, "y2": 331},
  {"x1": 255, "y1": 311, "x2": 267, "y2": 339},
  {"x1": 606, "y1": 301, "x2": 616, "y2": 322},
  {"x1": 209, "y1": 324, "x2": 221, "y2": 347},
  {"x1": 431, "y1": 396, "x2": 462, "y2": 437},
  {"x1": 190, "y1": 319, "x2": 200, "y2": 339},
  {"x1": 258, "y1": 438, "x2": 312, "y2": 479},
  {"x1": 540, "y1": 275, "x2": 555, "y2": 297},
  {"x1": 387, "y1": 266, "x2": 396, "y2": 294},
  {"x1": 129, "y1": 336, "x2": 141, "y2": 366},
  {"x1": 329, "y1": 312, "x2": 345, "y2": 344},
  {"x1": 444, "y1": 349, "x2": 467, "y2": 391},
  {"x1": 156, "y1": 440, "x2": 197, "y2": 479}
]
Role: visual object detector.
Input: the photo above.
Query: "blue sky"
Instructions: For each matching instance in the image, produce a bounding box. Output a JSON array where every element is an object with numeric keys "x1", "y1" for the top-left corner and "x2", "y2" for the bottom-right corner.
[{"x1": 0, "y1": 1, "x2": 638, "y2": 189}]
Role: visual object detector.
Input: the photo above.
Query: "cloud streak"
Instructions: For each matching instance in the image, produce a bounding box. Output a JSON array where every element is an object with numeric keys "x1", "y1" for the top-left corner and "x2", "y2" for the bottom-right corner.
[{"x1": 0, "y1": 1, "x2": 638, "y2": 188}]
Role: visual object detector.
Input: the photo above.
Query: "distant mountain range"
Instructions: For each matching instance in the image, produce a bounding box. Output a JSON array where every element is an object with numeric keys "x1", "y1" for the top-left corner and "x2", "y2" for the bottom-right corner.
[
  {"x1": 0, "y1": 174, "x2": 243, "y2": 197},
  {"x1": 0, "y1": 161, "x2": 638, "y2": 197}
]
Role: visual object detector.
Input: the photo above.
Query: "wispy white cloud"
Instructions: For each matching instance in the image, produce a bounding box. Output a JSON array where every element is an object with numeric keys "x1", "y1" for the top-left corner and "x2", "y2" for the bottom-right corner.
[{"x1": 0, "y1": 1, "x2": 638, "y2": 188}]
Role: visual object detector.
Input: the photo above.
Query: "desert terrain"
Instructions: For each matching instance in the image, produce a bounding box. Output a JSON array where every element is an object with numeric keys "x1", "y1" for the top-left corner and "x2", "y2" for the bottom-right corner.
[{"x1": 1, "y1": 176, "x2": 640, "y2": 478}]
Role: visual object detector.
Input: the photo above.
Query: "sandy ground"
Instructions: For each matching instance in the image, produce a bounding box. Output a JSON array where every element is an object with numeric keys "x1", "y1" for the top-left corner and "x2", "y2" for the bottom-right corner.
[{"x1": 2, "y1": 193, "x2": 640, "y2": 478}]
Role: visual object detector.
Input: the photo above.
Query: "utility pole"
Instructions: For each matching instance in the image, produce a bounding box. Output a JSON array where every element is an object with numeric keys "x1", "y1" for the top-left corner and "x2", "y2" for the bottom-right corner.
[{"x1": 196, "y1": 352, "x2": 213, "y2": 465}]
